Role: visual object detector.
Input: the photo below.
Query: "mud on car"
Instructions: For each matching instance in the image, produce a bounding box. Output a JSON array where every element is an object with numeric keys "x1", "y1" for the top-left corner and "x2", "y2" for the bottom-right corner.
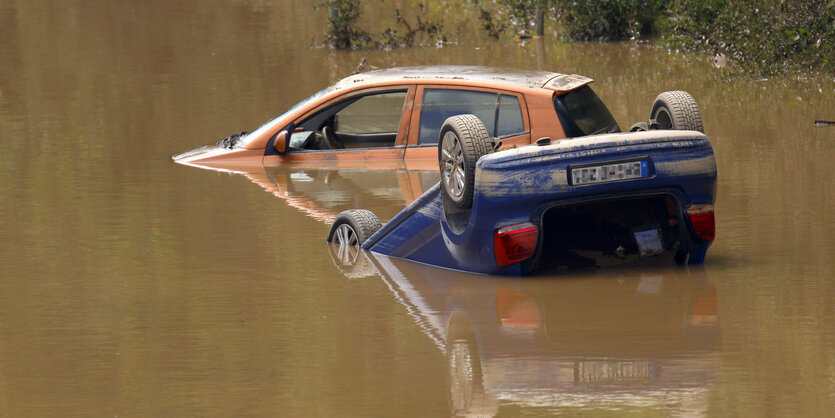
[
  {"x1": 317, "y1": 67, "x2": 717, "y2": 276},
  {"x1": 173, "y1": 66, "x2": 716, "y2": 276}
]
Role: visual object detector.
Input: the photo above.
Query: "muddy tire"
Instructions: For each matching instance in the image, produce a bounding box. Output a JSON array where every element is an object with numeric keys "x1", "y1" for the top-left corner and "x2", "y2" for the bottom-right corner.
[
  {"x1": 326, "y1": 209, "x2": 382, "y2": 246},
  {"x1": 438, "y1": 114, "x2": 494, "y2": 210},
  {"x1": 650, "y1": 91, "x2": 704, "y2": 133}
]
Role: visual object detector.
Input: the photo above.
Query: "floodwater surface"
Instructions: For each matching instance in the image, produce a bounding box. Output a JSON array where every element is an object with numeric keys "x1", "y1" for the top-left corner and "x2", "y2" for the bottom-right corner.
[{"x1": 0, "y1": 1, "x2": 833, "y2": 416}]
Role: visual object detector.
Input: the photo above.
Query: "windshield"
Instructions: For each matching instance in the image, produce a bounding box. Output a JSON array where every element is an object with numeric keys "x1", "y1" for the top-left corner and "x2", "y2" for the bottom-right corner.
[
  {"x1": 554, "y1": 85, "x2": 620, "y2": 137},
  {"x1": 239, "y1": 87, "x2": 331, "y2": 147}
]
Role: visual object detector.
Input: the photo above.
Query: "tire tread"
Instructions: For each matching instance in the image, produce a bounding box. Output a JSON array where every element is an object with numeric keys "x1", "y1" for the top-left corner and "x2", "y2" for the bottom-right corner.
[
  {"x1": 327, "y1": 209, "x2": 382, "y2": 244},
  {"x1": 438, "y1": 114, "x2": 494, "y2": 209},
  {"x1": 653, "y1": 91, "x2": 704, "y2": 133}
]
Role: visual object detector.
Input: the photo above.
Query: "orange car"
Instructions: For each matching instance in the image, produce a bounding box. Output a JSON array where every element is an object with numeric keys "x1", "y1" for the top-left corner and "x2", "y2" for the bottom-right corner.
[{"x1": 172, "y1": 65, "x2": 611, "y2": 167}]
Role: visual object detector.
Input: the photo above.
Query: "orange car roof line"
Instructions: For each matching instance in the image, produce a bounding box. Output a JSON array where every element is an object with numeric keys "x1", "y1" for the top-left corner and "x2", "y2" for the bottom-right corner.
[
  {"x1": 543, "y1": 73, "x2": 594, "y2": 93},
  {"x1": 335, "y1": 66, "x2": 591, "y2": 91}
]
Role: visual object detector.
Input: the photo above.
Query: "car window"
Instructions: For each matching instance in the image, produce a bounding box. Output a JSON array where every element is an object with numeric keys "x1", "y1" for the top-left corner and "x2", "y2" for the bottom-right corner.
[
  {"x1": 496, "y1": 94, "x2": 524, "y2": 137},
  {"x1": 242, "y1": 87, "x2": 331, "y2": 148},
  {"x1": 418, "y1": 89, "x2": 526, "y2": 145},
  {"x1": 292, "y1": 90, "x2": 407, "y2": 151},
  {"x1": 335, "y1": 92, "x2": 404, "y2": 134},
  {"x1": 554, "y1": 85, "x2": 620, "y2": 137}
]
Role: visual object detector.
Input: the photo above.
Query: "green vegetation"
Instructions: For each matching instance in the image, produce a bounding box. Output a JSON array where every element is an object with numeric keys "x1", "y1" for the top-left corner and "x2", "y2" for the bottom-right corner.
[
  {"x1": 377, "y1": 5, "x2": 446, "y2": 49},
  {"x1": 316, "y1": 0, "x2": 446, "y2": 49},
  {"x1": 662, "y1": 0, "x2": 835, "y2": 75},
  {"x1": 472, "y1": 0, "x2": 540, "y2": 37},
  {"x1": 316, "y1": 0, "x2": 369, "y2": 49},
  {"x1": 318, "y1": 0, "x2": 834, "y2": 75},
  {"x1": 554, "y1": 0, "x2": 668, "y2": 41},
  {"x1": 547, "y1": 0, "x2": 834, "y2": 75}
]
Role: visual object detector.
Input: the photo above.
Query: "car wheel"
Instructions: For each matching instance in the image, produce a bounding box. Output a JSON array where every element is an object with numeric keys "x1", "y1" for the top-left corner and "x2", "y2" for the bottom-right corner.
[
  {"x1": 650, "y1": 91, "x2": 704, "y2": 133},
  {"x1": 326, "y1": 209, "x2": 382, "y2": 246},
  {"x1": 438, "y1": 114, "x2": 494, "y2": 210}
]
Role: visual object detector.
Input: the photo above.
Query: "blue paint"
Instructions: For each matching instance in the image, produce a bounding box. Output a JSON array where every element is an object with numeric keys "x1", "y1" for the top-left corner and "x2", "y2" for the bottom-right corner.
[{"x1": 365, "y1": 131, "x2": 717, "y2": 275}]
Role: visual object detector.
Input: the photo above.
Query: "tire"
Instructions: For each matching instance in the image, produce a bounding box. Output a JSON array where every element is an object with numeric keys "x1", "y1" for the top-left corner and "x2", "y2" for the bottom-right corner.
[
  {"x1": 650, "y1": 91, "x2": 704, "y2": 133},
  {"x1": 438, "y1": 114, "x2": 494, "y2": 210},
  {"x1": 326, "y1": 209, "x2": 382, "y2": 246}
]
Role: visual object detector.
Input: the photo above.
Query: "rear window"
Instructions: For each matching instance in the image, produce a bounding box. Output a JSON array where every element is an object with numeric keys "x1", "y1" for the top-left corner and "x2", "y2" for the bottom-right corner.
[{"x1": 554, "y1": 85, "x2": 620, "y2": 137}]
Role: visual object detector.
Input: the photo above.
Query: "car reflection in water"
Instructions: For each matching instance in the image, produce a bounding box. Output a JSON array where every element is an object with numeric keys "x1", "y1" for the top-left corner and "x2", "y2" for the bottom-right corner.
[
  {"x1": 332, "y1": 250, "x2": 721, "y2": 416},
  {"x1": 178, "y1": 160, "x2": 439, "y2": 226},
  {"x1": 177, "y1": 160, "x2": 441, "y2": 276},
  {"x1": 183, "y1": 161, "x2": 721, "y2": 414}
]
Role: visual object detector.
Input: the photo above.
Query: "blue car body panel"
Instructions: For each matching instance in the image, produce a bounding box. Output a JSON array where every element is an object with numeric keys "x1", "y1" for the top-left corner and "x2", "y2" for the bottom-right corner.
[{"x1": 363, "y1": 130, "x2": 717, "y2": 275}]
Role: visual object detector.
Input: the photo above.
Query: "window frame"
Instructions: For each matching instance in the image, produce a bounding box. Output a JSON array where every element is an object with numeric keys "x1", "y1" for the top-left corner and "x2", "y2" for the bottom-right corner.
[
  {"x1": 406, "y1": 85, "x2": 530, "y2": 148},
  {"x1": 285, "y1": 85, "x2": 416, "y2": 154}
]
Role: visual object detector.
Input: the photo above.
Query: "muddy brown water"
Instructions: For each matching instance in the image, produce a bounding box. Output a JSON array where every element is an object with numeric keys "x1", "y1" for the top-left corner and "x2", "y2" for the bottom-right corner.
[{"x1": 1, "y1": 1, "x2": 833, "y2": 416}]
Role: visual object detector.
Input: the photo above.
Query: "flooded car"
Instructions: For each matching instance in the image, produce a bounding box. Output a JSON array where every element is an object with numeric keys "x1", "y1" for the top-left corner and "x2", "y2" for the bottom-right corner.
[
  {"x1": 348, "y1": 126, "x2": 717, "y2": 275},
  {"x1": 172, "y1": 65, "x2": 716, "y2": 276},
  {"x1": 305, "y1": 69, "x2": 717, "y2": 275},
  {"x1": 173, "y1": 65, "x2": 608, "y2": 166}
]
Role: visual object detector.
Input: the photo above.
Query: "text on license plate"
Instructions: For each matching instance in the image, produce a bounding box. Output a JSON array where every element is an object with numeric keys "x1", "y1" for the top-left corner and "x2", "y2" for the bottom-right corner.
[{"x1": 571, "y1": 160, "x2": 649, "y2": 185}]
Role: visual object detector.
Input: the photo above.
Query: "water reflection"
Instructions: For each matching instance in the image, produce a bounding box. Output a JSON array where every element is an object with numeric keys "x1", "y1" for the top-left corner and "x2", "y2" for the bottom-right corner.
[
  {"x1": 335, "y1": 251, "x2": 721, "y2": 415},
  {"x1": 2, "y1": 0, "x2": 832, "y2": 415},
  {"x1": 183, "y1": 162, "x2": 440, "y2": 224}
]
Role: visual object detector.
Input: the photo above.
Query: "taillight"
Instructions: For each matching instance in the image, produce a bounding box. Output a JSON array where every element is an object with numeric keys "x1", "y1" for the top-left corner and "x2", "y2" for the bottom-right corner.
[
  {"x1": 687, "y1": 203, "x2": 715, "y2": 241},
  {"x1": 494, "y1": 222, "x2": 539, "y2": 267}
]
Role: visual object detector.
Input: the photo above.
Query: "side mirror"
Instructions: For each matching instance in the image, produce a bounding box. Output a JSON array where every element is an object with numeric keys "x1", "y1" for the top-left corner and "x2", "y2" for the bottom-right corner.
[{"x1": 273, "y1": 131, "x2": 288, "y2": 154}]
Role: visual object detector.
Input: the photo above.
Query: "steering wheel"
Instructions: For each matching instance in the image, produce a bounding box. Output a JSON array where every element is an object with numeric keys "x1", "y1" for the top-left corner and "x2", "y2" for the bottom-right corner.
[{"x1": 321, "y1": 126, "x2": 342, "y2": 149}]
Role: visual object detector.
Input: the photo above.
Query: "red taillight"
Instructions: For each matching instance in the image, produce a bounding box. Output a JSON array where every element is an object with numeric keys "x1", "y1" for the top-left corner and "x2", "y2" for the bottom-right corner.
[
  {"x1": 687, "y1": 203, "x2": 715, "y2": 241},
  {"x1": 494, "y1": 222, "x2": 539, "y2": 267}
]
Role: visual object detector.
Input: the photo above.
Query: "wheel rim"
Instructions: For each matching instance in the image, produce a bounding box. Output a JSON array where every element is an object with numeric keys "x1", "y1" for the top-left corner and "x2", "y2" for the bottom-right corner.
[
  {"x1": 655, "y1": 108, "x2": 673, "y2": 129},
  {"x1": 334, "y1": 224, "x2": 359, "y2": 246},
  {"x1": 441, "y1": 131, "x2": 465, "y2": 199}
]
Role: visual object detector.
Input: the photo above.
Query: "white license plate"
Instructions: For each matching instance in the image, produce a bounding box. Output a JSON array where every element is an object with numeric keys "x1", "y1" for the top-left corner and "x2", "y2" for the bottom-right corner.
[
  {"x1": 571, "y1": 160, "x2": 649, "y2": 185},
  {"x1": 574, "y1": 360, "x2": 655, "y2": 383}
]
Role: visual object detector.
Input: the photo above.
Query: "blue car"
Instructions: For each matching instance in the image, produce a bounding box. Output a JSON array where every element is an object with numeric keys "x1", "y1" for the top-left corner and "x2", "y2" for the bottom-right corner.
[{"x1": 327, "y1": 81, "x2": 717, "y2": 276}]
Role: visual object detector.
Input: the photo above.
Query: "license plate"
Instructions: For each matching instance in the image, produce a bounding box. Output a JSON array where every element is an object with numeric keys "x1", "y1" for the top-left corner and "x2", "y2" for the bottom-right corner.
[
  {"x1": 574, "y1": 360, "x2": 656, "y2": 383},
  {"x1": 571, "y1": 159, "x2": 649, "y2": 186}
]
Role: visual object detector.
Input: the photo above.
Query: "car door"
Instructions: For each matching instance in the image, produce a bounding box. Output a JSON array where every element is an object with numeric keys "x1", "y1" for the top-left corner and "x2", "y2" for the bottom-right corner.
[
  {"x1": 403, "y1": 86, "x2": 531, "y2": 161},
  {"x1": 267, "y1": 86, "x2": 416, "y2": 163}
]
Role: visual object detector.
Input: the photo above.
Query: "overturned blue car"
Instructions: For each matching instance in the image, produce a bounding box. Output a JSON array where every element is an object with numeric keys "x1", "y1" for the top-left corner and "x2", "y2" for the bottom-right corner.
[{"x1": 326, "y1": 73, "x2": 717, "y2": 276}]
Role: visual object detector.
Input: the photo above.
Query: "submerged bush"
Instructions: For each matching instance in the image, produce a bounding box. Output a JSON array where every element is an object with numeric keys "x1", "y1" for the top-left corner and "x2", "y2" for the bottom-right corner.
[
  {"x1": 316, "y1": 0, "x2": 447, "y2": 49},
  {"x1": 515, "y1": 0, "x2": 833, "y2": 74},
  {"x1": 316, "y1": 0, "x2": 370, "y2": 49},
  {"x1": 555, "y1": 0, "x2": 669, "y2": 41},
  {"x1": 376, "y1": 5, "x2": 446, "y2": 49},
  {"x1": 664, "y1": 0, "x2": 835, "y2": 74},
  {"x1": 318, "y1": 0, "x2": 834, "y2": 75}
]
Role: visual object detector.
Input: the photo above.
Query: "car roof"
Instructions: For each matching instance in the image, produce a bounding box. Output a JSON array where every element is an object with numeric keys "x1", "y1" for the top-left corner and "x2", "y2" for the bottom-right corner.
[{"x1": 333, "y1": 65, "x2": 593, "y2": 93}]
